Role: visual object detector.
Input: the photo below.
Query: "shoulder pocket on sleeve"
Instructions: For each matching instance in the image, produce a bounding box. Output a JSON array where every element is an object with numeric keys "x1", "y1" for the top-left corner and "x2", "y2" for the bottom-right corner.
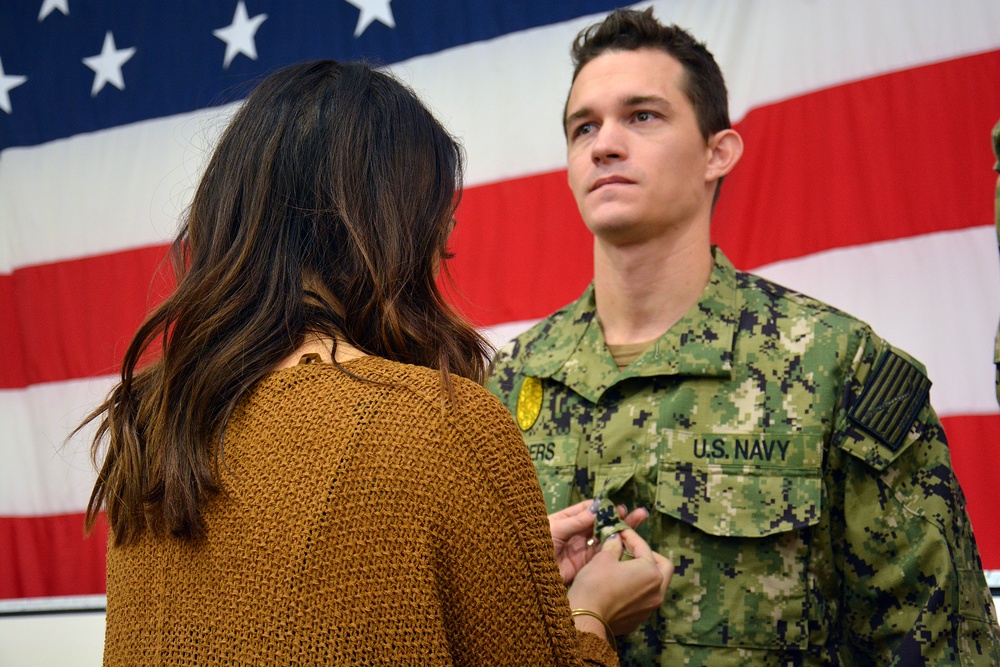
[{"x1": 842, "y1": 347, "x2": 932, "y2": 470}]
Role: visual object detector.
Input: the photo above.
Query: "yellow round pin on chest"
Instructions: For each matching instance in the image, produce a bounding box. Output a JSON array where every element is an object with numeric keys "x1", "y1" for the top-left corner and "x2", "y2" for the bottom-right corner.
[{"x1": 516, "y1": 376, "x2": 543, "y2": 431}]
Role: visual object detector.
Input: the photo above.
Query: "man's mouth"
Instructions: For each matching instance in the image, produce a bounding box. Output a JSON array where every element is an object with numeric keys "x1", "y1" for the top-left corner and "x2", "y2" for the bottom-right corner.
[{"x1": 590, "y1": 175, "x2": 634, "y2": 192}]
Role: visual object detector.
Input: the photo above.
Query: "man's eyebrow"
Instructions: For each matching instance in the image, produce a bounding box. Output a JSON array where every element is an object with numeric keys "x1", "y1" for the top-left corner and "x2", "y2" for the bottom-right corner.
[
  {"x1": 564, "y1": 95, "x2": 673, "y2": 132},
  {"x1": 623, "y1": 94, "x2": 671, "y2": 110},
  {"x1": 564, "y1": 106, "x2": 593, "y2": 133}
]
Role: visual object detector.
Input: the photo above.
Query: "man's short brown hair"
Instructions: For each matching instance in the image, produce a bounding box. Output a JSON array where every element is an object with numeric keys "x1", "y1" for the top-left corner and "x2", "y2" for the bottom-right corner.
[{"x1": 569, "y1": 7, "x2": 731, "y2": 141}]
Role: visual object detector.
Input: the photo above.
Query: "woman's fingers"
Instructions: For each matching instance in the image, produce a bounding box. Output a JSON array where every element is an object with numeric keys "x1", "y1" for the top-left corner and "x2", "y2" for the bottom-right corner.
[
  {"x1": 617, "y1": 528, "x2": 653, "y2": 560},
  {"x1": 651, "y1": 552, "x2": 675, "y2": 591},
  {"x1": 598, "y1": 531, "x2": 625, "y2": 558}
]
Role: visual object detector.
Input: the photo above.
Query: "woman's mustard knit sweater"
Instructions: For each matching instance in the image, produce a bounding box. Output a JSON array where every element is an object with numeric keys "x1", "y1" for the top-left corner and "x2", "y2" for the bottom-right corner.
[{"x1": 103, "y1": 356, "x2": 617, "y2": 666}]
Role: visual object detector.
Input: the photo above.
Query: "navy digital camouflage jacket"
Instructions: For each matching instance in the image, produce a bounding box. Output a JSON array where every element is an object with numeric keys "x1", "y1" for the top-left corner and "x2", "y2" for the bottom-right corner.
[{"x1": 488, "y1": 248, "x2": 1000, "y2": 666}]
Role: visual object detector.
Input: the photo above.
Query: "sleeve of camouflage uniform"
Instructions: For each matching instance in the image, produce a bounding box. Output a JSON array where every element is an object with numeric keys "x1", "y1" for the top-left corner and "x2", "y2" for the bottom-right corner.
[
  {"x1": 993, "y1": 119, "x2": 1000, "y2": 405},
  {"x1": 833, "y1": 332, "x2": 1000, "y2": 665}
]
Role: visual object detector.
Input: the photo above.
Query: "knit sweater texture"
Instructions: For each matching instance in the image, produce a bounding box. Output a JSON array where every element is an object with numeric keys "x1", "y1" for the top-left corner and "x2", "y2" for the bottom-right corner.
[{"x1": 103, "y1": 356, "x2": 618, "y2": 666}]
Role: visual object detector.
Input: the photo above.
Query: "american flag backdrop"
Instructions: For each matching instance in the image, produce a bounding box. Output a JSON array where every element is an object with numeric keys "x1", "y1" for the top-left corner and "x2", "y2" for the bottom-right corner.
[{"x1": 1, "y1": 0, "x2": 999, "y2": 604}]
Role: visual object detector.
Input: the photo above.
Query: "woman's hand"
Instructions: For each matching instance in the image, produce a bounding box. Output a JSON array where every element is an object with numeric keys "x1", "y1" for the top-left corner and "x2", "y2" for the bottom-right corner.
[
  {"x1": 549, "y1": 500, "x2": 597, "y2": 585},
  {"x1": 565, "y1": 529, "x2": 673, "y2": 638},
  {"x1": 550, "y1": 500, "x2": 649, "y2": 584}
]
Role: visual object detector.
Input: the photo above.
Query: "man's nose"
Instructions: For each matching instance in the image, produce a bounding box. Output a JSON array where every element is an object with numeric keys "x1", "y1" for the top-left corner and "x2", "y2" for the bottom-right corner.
[{"x1": 591, "y1": 123, "x2": 626, "y2": 163}]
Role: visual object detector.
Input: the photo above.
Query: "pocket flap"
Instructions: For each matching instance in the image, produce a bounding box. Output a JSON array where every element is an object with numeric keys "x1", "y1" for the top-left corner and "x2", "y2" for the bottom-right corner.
[
  {"x1": 653, "y1": 430, "x2": 824, "y2": 538},
  {"x1": 655, "y1": 461, "x2": 822, "y2": 538}
]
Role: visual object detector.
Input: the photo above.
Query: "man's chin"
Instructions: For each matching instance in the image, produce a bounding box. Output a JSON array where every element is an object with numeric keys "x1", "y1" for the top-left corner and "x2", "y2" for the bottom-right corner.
[
  {"x1": 584, "y1": 210, "x2": 640, "y2": 234},
  {"x1": 585, "y1": 218, "x2": 656, "y2": 247}
]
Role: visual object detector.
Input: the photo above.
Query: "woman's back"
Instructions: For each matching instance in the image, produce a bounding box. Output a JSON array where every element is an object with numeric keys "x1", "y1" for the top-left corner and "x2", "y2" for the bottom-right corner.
[
  {"x1": 103, "y1": 356, "x2": 609, "y2": 665},
  {"x1": 91, "y1": 60, "x2": 667, "y2": 666}
]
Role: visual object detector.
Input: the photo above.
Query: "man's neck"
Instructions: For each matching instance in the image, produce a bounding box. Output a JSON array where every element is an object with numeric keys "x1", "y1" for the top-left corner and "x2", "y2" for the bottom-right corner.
[{"x1": 593, "y1": 228, "x2": 714, "y2": 346}]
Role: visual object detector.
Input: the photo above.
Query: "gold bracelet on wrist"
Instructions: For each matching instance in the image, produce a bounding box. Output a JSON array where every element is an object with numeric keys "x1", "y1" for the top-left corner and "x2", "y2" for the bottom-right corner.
[{"x1": 570, "y1": 608, "x2": 617, "y2": 652}]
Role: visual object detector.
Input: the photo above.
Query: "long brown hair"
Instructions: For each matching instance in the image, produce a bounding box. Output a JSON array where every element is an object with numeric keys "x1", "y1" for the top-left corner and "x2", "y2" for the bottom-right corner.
[{"x1": 82, "y1": 60, "x2": 490, "y2": 546}]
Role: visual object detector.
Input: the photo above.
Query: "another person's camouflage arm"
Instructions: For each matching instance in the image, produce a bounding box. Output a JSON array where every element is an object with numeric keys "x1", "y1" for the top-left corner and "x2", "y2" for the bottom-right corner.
[{"x1": 993, "y1": 119, "x2": 999, "y2": 406}]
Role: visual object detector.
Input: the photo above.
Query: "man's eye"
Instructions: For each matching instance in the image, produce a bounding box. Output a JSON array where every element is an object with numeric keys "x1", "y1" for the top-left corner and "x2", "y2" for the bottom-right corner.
[
  {"x1": 636, "y1": 111, "x2": 652, "y2": 122},
  {"x1": 573, "y1": 122, "x2": 594, "y2": 138}
]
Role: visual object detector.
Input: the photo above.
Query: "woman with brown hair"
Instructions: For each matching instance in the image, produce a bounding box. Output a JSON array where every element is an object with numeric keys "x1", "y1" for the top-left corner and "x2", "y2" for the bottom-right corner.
[{"x1": 81, "y1": 60, "x2": 671, "y2": 665}]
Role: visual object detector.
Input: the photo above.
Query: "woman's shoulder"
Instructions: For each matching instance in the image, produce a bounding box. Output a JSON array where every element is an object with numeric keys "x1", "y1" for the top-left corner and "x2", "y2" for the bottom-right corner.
[
  {"x1": 255, "y1": 356, "x2": 509, "y2": 415},
  {"x1": 250, "y1": 356, "x2": 515, "y2": 432},
  {"x1": 343, "y1": 357, "x2": 506, "y2": 407},
  {"x1": 353, "y1": 358, "x2": 519, "y2": 435}
]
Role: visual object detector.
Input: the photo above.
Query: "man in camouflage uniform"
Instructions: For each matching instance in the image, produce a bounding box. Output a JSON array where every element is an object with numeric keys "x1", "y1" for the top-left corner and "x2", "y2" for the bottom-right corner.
[{"x1": 487, "y1": 8, "x2": 1000, "y2": 665}]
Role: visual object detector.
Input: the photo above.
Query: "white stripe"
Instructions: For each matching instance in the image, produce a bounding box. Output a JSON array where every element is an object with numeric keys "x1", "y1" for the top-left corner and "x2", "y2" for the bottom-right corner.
[
  {"x1": 481, "y1": 319, "x2": 541, "y2": 353},
  {"x1": 2, "y1": 0, "x2": 998, "y2": 272},
  {"x1": 0, "y1": 107, "x2": 232, "y2": 273},
  {"x1": 754, "y1": 226, "x2": 1000, "y2": 417},
  {"x1": 0, "y1": 376, "x2": 112, "y2": 516},
  {"x1": 687, "y1": 0, "x2": 1000, "y2": 123}
]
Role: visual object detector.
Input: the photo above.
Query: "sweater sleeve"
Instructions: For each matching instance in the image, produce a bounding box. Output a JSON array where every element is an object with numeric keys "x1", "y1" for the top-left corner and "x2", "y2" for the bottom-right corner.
[{"x1": 429, "y1": 380, "x2": 619, "y2": 667}]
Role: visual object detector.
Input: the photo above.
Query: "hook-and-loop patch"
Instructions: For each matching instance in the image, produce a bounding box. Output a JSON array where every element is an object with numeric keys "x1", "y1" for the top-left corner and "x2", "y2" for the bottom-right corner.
[{"x1": 848, "y1": 349, "x2": 931, "y2": 451}]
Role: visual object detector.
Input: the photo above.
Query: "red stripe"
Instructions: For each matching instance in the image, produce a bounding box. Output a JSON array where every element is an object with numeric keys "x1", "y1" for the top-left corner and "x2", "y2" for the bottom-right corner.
[
  {"x1": 2, "y1": 414, "x2": 996, "y2": 600},
  {"x1": 942, "y1": 413, "x2": 1000, "y2": 571},
  {"x1": 0, "y1": 277, "x2": 27, "y2": 387},
  {"x1": 713, "y1": 49, "x2": 1000, "y2": 269},
  {"x1": 2, "y1": 52, "x2": 997, "y2": 388},
  {"x1": 0, "y1": 245, "x2": 174, "y2": 389},
  {"x1": 445, "y1": 169, "x2": 594, "y2": 327},
  {"x1": 0, "y1": 513, "x2": 107, "y2": 599}
]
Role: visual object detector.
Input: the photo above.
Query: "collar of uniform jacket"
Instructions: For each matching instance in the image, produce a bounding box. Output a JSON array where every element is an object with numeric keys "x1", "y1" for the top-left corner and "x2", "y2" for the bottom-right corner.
[{"x1": 518, "y1": 247, "x2": 739, "y2": 403}]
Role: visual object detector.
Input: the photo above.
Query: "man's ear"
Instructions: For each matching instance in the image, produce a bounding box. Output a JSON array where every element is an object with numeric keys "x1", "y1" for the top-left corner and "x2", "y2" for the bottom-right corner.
[{"x1": 705, "y1": 128, "x2": 743, "y2": 182}]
